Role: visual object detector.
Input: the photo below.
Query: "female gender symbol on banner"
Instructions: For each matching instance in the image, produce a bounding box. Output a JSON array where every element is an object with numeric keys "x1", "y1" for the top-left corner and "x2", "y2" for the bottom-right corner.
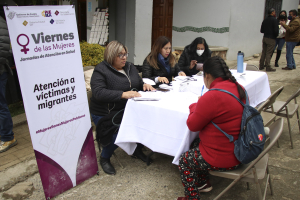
[{"x1": 17, "y1": 34, "x2": 30, "y2": 54}]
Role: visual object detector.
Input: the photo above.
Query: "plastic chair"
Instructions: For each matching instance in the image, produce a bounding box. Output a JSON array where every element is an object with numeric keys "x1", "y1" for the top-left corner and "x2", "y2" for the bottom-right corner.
[
  {"x1": 209, "y1": 118, "x2": 284, "y2": 200},
  {"x1": 264, "y1": 88, "x2": 300, "y2": 149},
  {"x1": 256, "y1": 99, "x2": 276, "y2": 127}
]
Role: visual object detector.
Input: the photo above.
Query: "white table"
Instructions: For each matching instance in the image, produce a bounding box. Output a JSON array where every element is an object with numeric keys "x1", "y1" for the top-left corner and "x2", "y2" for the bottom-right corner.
[{"x1": 115, "y1": 70, "x2": 271, "y2": 165}]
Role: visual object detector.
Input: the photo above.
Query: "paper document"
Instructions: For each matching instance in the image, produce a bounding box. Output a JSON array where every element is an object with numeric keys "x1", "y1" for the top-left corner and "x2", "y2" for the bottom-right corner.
[
  {"x1": 142, "y1": 78, "x2": 156, "y2": 85},
  {"x1": 132, "y1": 91, "x2": 162, "y2": 101}
]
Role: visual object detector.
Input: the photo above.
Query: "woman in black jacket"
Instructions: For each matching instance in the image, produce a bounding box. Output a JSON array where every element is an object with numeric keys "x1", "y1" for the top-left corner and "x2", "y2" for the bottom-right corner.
[
  {"x1": 178, "y1": 37, "x2": 211, "y2": 76},
  {"x1": 90, "y1": 41, "x2": 155, "y2": 175},
  {"x1": 142, "y1": 36, "x2": 186, "y2": 85}
]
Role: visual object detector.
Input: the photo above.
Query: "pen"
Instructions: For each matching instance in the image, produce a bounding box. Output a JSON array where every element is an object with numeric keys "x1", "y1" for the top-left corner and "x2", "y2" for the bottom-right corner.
[{"x1": 201, "y1": 85, "x2": 204, "y2": 96}]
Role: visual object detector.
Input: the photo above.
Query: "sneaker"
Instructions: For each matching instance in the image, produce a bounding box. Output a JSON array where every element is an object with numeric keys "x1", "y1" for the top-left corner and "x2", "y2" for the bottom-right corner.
[
  {"x1": 0, "y1": 137, "x2": 18, "y2": 153},
  {"x1": 197, "y1": 181, "x2": 213, "y2": 193}
]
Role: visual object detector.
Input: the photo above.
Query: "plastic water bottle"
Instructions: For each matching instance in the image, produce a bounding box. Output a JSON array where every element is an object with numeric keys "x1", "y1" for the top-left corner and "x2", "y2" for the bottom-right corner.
[{"x1": 237, "y1": 51, "x2": 244, "y2": 73}]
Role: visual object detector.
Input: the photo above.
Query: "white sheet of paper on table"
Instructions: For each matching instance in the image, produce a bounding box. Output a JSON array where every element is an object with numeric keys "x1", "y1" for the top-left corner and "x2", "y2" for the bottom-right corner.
[
  {"x1": 159, "y1": 84, "x2": 173, "y2": 90},
  {"x1": 142, "y1": 78, "x2": 156, "y2": 86},
  {"x1": 132, "y1": 91, "x2": 162, "y2": 101}
]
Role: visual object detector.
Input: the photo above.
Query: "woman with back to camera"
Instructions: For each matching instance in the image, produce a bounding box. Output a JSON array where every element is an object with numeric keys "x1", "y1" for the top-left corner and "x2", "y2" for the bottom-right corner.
[
  {"x1": 177, "y1": 56, "x2": 245, "y2": 200},
  {"x1": 90, "y1": 41, "x2": 155, "y2": 175},
  {"x1": 177, "y1": 37, "x2": 211, "y2": 76},
  {"x1": 142, "y1": 36, "x2": 186, "y2": 85}
]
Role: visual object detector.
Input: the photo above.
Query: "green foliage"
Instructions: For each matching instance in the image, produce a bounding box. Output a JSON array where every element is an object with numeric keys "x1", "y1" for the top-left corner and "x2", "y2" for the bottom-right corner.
[{"x1": 80, "y1": 41, "x2": 105, "y2": 67}]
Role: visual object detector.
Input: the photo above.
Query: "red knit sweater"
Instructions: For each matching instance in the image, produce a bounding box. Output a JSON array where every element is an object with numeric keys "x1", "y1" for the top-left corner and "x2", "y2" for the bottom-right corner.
[{"x1": 187, "y1": 78, "x2": 245, "y2": 168}]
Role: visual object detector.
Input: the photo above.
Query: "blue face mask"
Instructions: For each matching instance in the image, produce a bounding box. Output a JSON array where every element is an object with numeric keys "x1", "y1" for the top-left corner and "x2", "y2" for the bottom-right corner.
[{"x1": 288, "y1": 15, "x2": 293, "y2": 20}]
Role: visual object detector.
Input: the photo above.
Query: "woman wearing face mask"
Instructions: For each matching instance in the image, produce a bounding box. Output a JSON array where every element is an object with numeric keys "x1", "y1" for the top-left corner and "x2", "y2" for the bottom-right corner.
[
  {"x1": 274, "y1": 14, "x2": 289, "y2": 67},
  {"x1": 142, "y1": 36, "x2": 186, "y2": 85},
  {"x1": 177, "y1": 37, "x2": 211, "y2": 76}
]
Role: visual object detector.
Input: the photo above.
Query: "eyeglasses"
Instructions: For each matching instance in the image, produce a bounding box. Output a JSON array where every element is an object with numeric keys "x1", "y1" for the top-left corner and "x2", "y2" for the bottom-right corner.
[{"x1": 118, "y1": 53, "x2": 129, "y2": 59}]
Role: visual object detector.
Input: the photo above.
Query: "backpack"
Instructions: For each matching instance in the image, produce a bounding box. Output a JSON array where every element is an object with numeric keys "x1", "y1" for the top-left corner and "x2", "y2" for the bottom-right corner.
[{"x1": 209, "y1": 88, "x2": 266, "y2": 164}]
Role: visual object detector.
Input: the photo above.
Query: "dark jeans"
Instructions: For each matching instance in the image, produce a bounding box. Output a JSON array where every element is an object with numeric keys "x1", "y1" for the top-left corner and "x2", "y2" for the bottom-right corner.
[
  {"x1": 91, "y1": 113, "x2": 143, "y2": 159},
  {"x1": 0, "y1": 72, "x2": 14, "y2": 142},
  {"x1": 259, "y1": 37, "x2": 276, "y2": 68},
  {"x1": 274, "y1": 38, "x2": 285, "y2": 51}
]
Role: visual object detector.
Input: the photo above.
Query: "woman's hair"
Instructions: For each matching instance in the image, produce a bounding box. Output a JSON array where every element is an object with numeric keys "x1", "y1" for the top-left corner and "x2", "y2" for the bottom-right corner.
[
  {"x1": 278, "y1": 14, "x2": 287, "y2": 21},
  {"x1": 104, "y1": 41, "x2": 128, "y2": 66},
  {"x1": 279, "y1": 10, "x2": 287, "y2": 16},
  {"x1": 278, "y1": 10, "x2": 287, "y2": 20},
  {"x1": 146, "y1": 36, "x2": 175, "y2": 70},
  {"x1": 187, "y1": 37, "x2": 210, "y2": 59},
  {"x1": 203, "y1": 56, "x2": 246, "y2": 100}
]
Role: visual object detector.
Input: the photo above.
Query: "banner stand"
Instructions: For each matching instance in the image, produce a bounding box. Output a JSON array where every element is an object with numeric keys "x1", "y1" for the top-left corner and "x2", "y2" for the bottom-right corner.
[{"x1": 4, "y1": 5, "x2": 98, "y2": 199}]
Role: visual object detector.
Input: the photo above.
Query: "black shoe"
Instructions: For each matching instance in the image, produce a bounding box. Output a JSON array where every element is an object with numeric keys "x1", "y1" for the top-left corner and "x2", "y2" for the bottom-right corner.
[
  {"x1": 275, "y1": 62, "x2": 279, "y2": 67},
  {"x1": 259, "y1": 67, "x2": 265, "y2": 70},
  {"x1": 266, "y1": 67, "x2": 276, "y2": 72},
  {"x1": 132, "y1": 148, "x2": 152, "y2": 164},
  {"x1": 100, "y1": 157, "x2": 116, "y2": 175}
]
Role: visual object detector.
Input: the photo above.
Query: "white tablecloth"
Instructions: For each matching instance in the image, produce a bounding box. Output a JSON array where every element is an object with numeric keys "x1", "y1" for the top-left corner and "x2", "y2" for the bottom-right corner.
[{"x1": 115, "y1": 71, "x2": 271, "y2": 165}]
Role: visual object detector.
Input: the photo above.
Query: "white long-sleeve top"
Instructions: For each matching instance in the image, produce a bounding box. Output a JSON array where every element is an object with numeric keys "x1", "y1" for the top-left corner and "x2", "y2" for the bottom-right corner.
[{"x1": 278, "y1": 20, "x2": 290, "y2": 38}]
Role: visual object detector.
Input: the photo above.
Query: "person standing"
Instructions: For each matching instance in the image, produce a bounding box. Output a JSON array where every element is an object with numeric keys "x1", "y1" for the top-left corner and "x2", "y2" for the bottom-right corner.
[
  {"x1": 274, "y1": 14, "x2": 289, "y2": 67},
  {"x1": 259, "y1": 8, "x2": 279, "y2": 72},
  {"x1": 0, "y1": 14, "x2": 18, "y2": 153},
  {"x1": 280, "y1": 9, "x2": 300, "y2": 70}
]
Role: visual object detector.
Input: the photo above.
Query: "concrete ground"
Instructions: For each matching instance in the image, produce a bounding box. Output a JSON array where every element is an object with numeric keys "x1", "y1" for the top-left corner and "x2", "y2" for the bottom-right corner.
[{"x1": 1, "y1": 47, "x2": 300, "y2": 200}]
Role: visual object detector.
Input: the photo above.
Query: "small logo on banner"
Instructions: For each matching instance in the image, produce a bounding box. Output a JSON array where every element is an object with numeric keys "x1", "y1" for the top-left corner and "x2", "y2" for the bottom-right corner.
[
  {"x1": 17, "y1": 34, "x2": 30, "y2": 54},
  {"x1": 50, "y1": 19, "x2": 54, "y2": 24},
  {"x1": 258, "y1": 134, "x2": 263, "y2": 141},
  {"x1": 42, "y1": 10, "x2": 52, "y2": 17},
  {"x1": 55, "y1": 10, "x2": 59, "y2": 16},
  {"x1": 22, "y1": 20, "x2": 28, "y2": 26},
  {"x1": 7, "y1": 11, "x2": 16, "y2": 20}
]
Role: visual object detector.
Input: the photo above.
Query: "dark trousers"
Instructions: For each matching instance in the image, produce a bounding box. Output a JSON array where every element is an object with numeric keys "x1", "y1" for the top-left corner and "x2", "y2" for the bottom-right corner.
[
  {"x1": 259, "y1": 37, "x2": 276, "y2": 68},
  {"x1": 178, "y1": 139, "x2": 240, "y2": 199},
  {"x1": 91, "y1": 113, "x2": 143, "y2": 159},
  {"x1": 0, "y1": 72, "x2": 14, "y2": 142}
]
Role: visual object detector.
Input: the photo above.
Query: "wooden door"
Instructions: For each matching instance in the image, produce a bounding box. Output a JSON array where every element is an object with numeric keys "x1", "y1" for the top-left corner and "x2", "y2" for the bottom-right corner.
[
  {"x1": 77, "y1": 0, "x2": 87, "y2": 41},
  {"x1": 152, "y1": 0, "x2": 173, "y2": 46},
  {"x1": 264, "y1": 0, "x2": 282, "y2": 19}
]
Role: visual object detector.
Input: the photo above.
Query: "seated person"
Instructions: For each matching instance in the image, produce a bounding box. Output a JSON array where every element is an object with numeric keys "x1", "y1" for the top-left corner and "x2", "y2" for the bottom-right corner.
[
  {"x1": 142, "y1": 36, "x2": 186, "y2": 85},
  {"x1": 177, "y1": 37, "x2": 211, "y2": 76},
  {"x1": 90, "y1": 41, "x2": 155, "y2": 175},
  {"x1": 177, "y1": 56, "x2": 245, "y2": 200}
]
